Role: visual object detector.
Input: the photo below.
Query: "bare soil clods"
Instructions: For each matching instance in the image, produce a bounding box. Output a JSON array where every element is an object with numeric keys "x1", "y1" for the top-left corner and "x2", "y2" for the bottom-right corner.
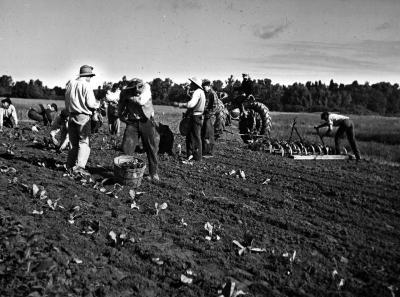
[{"x1": 0, "y1": 124, "x2": 399, "y2": 297}]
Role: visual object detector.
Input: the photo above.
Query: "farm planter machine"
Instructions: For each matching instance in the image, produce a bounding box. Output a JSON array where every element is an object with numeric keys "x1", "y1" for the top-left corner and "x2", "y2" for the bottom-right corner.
[
  {"x1": 219, "y1": 95, "x2": 350, "y2": 160},
  {"x1": 250, "y1": 139, "x2": 350, "y2": 160},
  {"x1": 247, "y1": 118, "x2": 351, "y2": 160}
]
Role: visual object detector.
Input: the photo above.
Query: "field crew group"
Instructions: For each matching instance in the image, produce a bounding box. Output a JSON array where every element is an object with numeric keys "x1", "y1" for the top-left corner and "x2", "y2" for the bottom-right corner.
[
  {"x1": 0, "y1": 64, "x2": 362, "y2": 181},
  {"x1": 62, "y1": 65, "x2": 228, "y2": 180}
]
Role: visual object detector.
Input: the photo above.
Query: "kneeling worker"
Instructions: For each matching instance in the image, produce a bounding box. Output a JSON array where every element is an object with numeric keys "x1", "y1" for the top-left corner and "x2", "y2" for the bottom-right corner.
[
  {"x1": 118, "y1": 78, "x2": 160, "y2": 182},
  {"x1": 314, "y1": 111, "x2": 361, "y2": 160},
  {"x1": 50, "y1": 109, "x2": 70, "y2": 151},
  {"x1": 0, "y1": 97, "x2": 18, "y2": 131}
]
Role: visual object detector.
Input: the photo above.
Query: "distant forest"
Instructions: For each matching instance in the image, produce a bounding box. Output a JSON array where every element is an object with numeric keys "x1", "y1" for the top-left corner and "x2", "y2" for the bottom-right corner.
[{"x1": 1, "y1": 74, "x2": 399, "y2": 115}]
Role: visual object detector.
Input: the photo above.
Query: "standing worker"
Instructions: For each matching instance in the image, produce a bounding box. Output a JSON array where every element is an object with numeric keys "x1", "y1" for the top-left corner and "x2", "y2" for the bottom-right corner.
[
  {"x1": 178, "y1": 78, "x2": 205, "y2": 161},
  {"x1": 65, "y1": 65, "x2": 100, "y2": 175},
  {"x1": 239, "y1": 73, "x2": 254, "y2": 98},
  {"x1": 201, "y1": 79, "x2": 218, "y2": 156},
  {"x1": 314, "y1": 111, "x2": 361, "y2": 160},
  {"x1": 118, "y1": 78, "x2": 160, "y2": 182},
  {"x1": 105, "y1": 83, "x2": 121, "y2": 135}
]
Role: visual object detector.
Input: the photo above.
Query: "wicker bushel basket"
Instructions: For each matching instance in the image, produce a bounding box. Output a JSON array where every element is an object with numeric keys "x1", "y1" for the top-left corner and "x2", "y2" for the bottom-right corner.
[{"x1": 113, "y1": 155, "x2": 146, "y2": 188}]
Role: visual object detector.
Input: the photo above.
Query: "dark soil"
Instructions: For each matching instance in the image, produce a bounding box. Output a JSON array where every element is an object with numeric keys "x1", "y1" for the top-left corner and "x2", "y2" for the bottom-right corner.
[{"x1": 0, "y1": 123, "x2": 399, "y2": 297}]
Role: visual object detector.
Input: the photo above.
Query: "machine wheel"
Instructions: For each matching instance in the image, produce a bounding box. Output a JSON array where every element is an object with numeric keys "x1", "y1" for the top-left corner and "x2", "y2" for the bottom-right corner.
[{"x1": 238, "y1": 101, "x2": 272, "y2": 143}]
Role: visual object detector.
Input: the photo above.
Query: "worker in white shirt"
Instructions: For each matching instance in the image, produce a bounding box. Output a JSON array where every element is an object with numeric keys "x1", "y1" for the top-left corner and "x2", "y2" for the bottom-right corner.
[
  {"x1": 65, "y1": 65, "x2": 100, "y2": 175},
  {"x1": 105, "y1": 83, "x2": 121, "y2": 135},
  {"x1": 178, "y1": 77, "x2": 206, "y2": 161},
  {"x1": 0, "y1": 97, "x2": 18, "y2": 131},
  {"x1": 315, "y1": 111, "x2": 361, "y2": 160},
  {"x1": 118, "y1": 78, "x2": 160, "y2": 182}
]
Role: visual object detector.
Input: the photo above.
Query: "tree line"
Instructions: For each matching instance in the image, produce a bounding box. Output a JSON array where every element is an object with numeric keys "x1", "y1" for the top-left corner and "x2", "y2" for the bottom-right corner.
[{"x1": 1, "y1": 74, "x2": 399, "y2": 115}]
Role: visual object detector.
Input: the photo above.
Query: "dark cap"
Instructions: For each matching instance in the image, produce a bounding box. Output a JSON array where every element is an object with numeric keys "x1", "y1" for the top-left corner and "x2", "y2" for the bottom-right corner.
[
  {"x1": 1, "y1": 97, "x2": 12, "y2": 105},
  {"x1": 202, "y1": 79, "x2": 211, "y2": 87},
  {"x1": 51, "y1": 103, "x2": 58, "y2": 112},
  {"x1": 321, "y1": 111, "x2": 329, "y2": 119}
]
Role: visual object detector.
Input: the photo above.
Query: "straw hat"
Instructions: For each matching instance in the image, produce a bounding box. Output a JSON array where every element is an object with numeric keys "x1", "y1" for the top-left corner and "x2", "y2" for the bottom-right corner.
[
  {"x1": 189, "y1": 77, "x2": 203, "y2": 89},
  {"x1": 79, "y1": 65, "x2": 95, "y2": 77}
]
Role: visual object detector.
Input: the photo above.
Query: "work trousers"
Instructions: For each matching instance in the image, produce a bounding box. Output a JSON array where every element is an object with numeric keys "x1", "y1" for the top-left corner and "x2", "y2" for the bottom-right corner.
[
  {"x1": 202, "y1": 116, "x2": 215, "y2": 155},
  {"x1": 2, "y1": 117, "x2": 14, "y2": 128},
  {"x1": 67, "y1": 114, "x2": 91, "y2": 169},
  {"x1": 186, "y1": 115, "x2": 203, "y2": 161},
  {"x1": 121, "y1": 118, "x2": 159, "y2": 176},
  {"x1": 335, "y1": 119, "x2": 361, "y2": 159},
  {"x1": 214, "y1": 111, "x2": 226, "y2": 140},
  {"x1": 107, "y1": 104, "x2": 120, "y2": 135}
]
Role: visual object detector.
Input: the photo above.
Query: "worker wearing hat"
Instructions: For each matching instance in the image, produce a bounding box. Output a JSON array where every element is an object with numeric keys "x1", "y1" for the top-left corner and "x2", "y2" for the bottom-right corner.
[
  {"x1": 178, "y1": 77, "x2": 206, "y2": 161},
  {"x1": 64, "y1": 65, "x2": 100, "y2": 175},
  {"x1": 118, "y1": 78, "x2": 160, "y2": 182},
  {"x1": 239, "y1": 73, "x2": 254, "y2": 98},
  {"x1": 201, "y1": 79, "x2": 218, "y2": 156},
  {"x1": 0, "y1": 97, "x2": 18, "y2": 131}
]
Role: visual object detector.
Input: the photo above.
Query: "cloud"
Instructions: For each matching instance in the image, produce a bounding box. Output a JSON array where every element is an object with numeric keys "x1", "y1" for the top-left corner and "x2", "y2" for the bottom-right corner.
[
  {"x1": 231, "y1": 40, "x2": 400, "y2": 74},
  {"x1": 170, "y1": 0, "x2": 202, "y2": 10},
  {"x1": 254, "y1": 22, "x2": 290, "y2": 39},
  {"x1": 133, "y1": 0, "x2": 202, "y2": 11},
  {"x1": 375, "y1": 22, "x2": 392, "y2": 31}
]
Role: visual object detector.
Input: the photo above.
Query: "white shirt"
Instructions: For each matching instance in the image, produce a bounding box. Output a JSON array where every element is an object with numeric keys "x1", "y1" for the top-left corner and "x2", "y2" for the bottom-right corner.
[
  {"x1": 65, "y1": 77, "x2": 100, "y2": 115},
  {"x1": 327, "y1": 113, "x2": 349, "y2": 130},
  {"x1": 187, "y1": 88, "x2": 205, "y2": 115},
  {"x1": 133, "y1": 83, "x2": 151, "y2": 106},
  {"x1": 105, "y1": 89, "x2": 121, "y2": 104},
  {"x1": 0, "y1": 104, "x2": 18, "y2": 128}
]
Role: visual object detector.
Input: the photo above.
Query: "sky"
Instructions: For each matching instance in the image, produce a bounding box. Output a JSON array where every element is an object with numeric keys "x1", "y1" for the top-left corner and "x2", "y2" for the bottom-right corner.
[{"x1": 0, "y1": 0, "x2": 399, "y2": 88}]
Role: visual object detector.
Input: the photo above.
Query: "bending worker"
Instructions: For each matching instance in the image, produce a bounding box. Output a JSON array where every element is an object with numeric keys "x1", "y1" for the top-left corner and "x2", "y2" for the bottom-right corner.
[
  {"x1": 118, "y1": 78, "x2": 160, "y2": 182},
  {"x1": 315, "y1": 111, "x2": 361, "y2": 160}
]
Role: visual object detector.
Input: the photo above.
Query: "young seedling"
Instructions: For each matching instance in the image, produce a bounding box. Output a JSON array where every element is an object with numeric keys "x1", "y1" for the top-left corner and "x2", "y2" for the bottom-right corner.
[
  {"x1": 47, "y1": 199, "x2": 59, "y2": 210},
  {"x1": 204, "y1": 222, "x2": 213, "y2": 241},
  {"x1": 262, "y1": 178, "x2": 271, "y2": 185},
  {"x1": 129, "y1": 189, "x2": 140, "y2": 209},
  {"x1": 109, "y1": 231, "x2": 117, "y2": 244},
  {"x1": 151, "y1": 257, "x2": 164, "y2": 265},
  {"x1": 217, "y1": 280, "x2": 247, "y2": 297},
  {"x1": 5, "y1": 143, "x2": 16, "y2": 155},
  {"x1": 181, "y1": 218, "x2": 188, "y2": 227},
  {"x1": 73, "y1": 258, "x2": 83, "y2": 264},
  {"x1": 155, "y1": 202, "x2": 168, "y2": 216},
  {"x1": 180, "y1": 274, "x2": 193, "y2": 285},
  {"x1": 105, "y1": 183, "x2": 123, "y2": 198},
  {"x1": 232, "y1": 240, "x2": 267, "y2": 256}
]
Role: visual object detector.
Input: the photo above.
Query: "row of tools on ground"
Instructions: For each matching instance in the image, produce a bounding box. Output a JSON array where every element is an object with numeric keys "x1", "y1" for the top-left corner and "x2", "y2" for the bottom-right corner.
[{"x1": 249, "y1": 118, "x2": 347, "y2": 157}]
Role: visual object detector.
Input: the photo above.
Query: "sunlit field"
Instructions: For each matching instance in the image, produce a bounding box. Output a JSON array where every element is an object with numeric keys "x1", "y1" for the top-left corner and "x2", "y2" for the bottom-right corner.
[{"x1": 11, "y1": 98, "x2": 400, "y2": 163}]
